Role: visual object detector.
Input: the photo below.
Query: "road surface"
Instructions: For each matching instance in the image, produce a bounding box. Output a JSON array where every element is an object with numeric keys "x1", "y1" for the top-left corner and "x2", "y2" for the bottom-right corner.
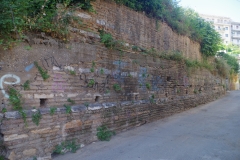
[{"x1": 54, "y1": 91, "x2": 240, "y2": 160}]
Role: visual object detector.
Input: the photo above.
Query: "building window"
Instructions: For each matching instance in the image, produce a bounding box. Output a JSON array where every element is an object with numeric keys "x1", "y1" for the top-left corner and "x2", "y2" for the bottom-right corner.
[
  {"x1": 225, "y1": 34, "x2": 228, "y2": 37},
  {"x1": 237, "y1": 26, "x2": 239, "y2": 29},
  {"x1": 225, "y1": 27, "x2": 228, "y2": 30},
  {"x1": 226, "y1": 41, "x2": 228, "y2": 44}
]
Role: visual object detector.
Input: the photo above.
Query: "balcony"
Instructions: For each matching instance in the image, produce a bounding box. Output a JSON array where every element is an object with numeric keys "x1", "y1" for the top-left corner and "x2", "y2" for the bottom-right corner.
[
  {"x1": 215, "y1": 21, "x2": 231, "y2": 24},
  {"x1": 232, "y1": 28, "x2": 240, "y2": 31},
  {"x1": 232, "y1": 34, "x2": 240, "y2": 38}
]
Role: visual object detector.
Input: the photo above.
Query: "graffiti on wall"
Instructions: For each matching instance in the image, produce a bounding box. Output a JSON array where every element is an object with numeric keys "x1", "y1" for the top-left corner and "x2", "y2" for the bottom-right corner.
[
  {"x1": 41, "y1": 56, "x2": 61, "y2": 70},
  {"x1": 52, "y1": 73, "x2": 67, "y2": 93},
  {"x1": 79, "y1": 73, "x2": 111, "y2": 93},
  {"x1": 138, "y1": 67, "x2": 147, "y2": 90},
  {"x1": 0, "y1": 74, "x2": 21, "y2": 98},
  {"x1": 151, "y1": 75, "x2": 164, "y2": 92},
  {"x1": 112, "y1": 60, "x2": 129, "y2": 84}
]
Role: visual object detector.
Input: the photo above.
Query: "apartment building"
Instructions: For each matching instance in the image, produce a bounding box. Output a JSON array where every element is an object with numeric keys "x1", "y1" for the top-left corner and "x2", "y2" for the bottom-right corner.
[
  {"x1": 231, "y1": 22, "x2": 240, "y2": 46},
  {"x1": 200, "y1": 14, "x2": 232, "y2": 45}
]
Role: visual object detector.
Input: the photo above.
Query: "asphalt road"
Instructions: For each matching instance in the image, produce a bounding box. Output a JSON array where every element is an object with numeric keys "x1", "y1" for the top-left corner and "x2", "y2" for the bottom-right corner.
[{"x1": 54, "y1": 91, "x2": 240, "y2": 160}]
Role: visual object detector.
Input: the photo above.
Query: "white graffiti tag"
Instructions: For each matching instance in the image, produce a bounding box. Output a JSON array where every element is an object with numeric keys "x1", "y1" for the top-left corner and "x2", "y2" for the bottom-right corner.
[{"x1": 0, "y1": 74, "x2": 21, "y2": 98}]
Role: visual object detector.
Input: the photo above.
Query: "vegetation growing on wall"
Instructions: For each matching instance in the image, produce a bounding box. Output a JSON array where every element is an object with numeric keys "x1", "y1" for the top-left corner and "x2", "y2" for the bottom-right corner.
[
  {"x1": 53, "y1": 140, "x2": 80, "y2": 154},
  {"x1": 0, "y1": 155, "x2": 5, "y2": 160},
  {"x1": 220, "y1": 44, "x2": 240, "y2": 55},
  {"x1": 67, "y1": 98, "x2": 75, "y2": 104},
  {"x1": 113, "y1": 84, "x2": 121, "y2": 92},
  {"x1": 217, "y1": 52, "x2": 239, "y2": 74},
  {"x1": 96, "y1": 125, "x2": 115, "y2": 141},
  {"x1": 50, "y1": 107, "x2": 57, "y2": 116},
  {"x1": 215, "y1": 58, "x2": 230, "y2": 78},
  {"x1": 34, "y1": 62, "x2": 50, "y2": 80},
  {"x1": 32, "y1": 110, "x2": 42, "y2": 126},
  {"x1": 111, "y1": 0, "x2": 222, "y2": 57},
  {"x1": 0, "y1": 0, "x2": 222, "y2": 56},
  {"x1": 8, "y1": 87, "x2": 27, "y2": 125},
  {"x1": 0, "y1": 0, "x2": 94, "y2": 49},
  {"x1": 64, "y1": 104, "x2": 72, "y2": 114},
  {"x1": 98, "y1": 29, "x2": 232, "y2": 78},
  {"x1": 23, "y1": 80, "x2": 30, "y2": 90}
]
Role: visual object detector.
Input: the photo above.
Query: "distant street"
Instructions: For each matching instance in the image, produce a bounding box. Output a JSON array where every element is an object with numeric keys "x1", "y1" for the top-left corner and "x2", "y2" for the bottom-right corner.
[{"x1": 54, "y1": 91, "x2": 240, "y2": 160}]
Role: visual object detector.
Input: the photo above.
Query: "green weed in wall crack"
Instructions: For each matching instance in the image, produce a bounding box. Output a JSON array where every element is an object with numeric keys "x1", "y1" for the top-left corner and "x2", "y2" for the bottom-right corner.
[
  {"x1": 32, "y1": 110, "x2": 42, "y2": 126},
  {"x1": 34, "y1": 62, "x2": 50, "y2": 80},
  {"x1": 8, "y1": 87, "x2": 28, "y2": 126},
  {"x1": 84, "y1": 102, "x2": 89, "y2": 108},
  {"x1": 8, "y1": 87, "x2": 22, "y2": 111},
  {"x1": 92, "y1": 61, "x2": 96, "y2": 67},
  {"x1": 194, "y1": 89, "x2": 198, "y2": 94},
  {"x1": 99, "y1": 30, "x2": 116, "y2": 49},
  {"x1": 53, "y1": 140, "x2": 80, "y2": 154},
  {"x1": 23, "y1": 80, "x2": 30, "y2": 90},
  {"x1": 64, "y1": 104, "x2": 72, "y2": 114},
  {"x1": 132, "y1": 45, "x2": 139, "y2": 51},
  {"x1": 177, "y1": 89, "x2": 180, "y2": 93},
  {"x1": 88, "y1": 79, "x2": 95, "y2": 87},
  {"x1": 69, "y1": 70, "x2": 76, "y2": 75},
  {"x1": 96, "y1": 125, "x2": 115, "y2": 141},
  {"x1": 113, "y1": 84, "x2": 121, "y2": 92},
  {"x1": 90, "y1": 68, "x2": 94, "y2": 73},
  {"x1": 149, "y1": 94, "x2": 155, "y2": 104},
  {"x1": 146, "y1": 83, "x2": 151, "y2": 90},
  {"x1": 67, "y1": 98, "x2": 75, "y2": 105},
  {"x1": 50, "y1": 107, "x2": 57, "y2": 116},
  {"x1": 100, "y1": 68, "x2": 104, "y2": 74},
  {"x1": 1, "y1": 108, "x2": 7, "y2": 113}
]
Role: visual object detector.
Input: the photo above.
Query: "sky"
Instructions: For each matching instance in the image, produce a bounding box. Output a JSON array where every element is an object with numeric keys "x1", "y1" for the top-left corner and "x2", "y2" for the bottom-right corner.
[{"x1": 179, "y1": 0, "x2": 240, "y2": 22}]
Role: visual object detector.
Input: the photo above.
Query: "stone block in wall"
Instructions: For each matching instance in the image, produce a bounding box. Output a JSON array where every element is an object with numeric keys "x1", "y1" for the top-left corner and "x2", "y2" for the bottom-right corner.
[
  {"x1": 4, "y1": 134, "x2": 28, "y2": 142},
  {"x1": 88, "y1": 103, "x2": 103, "y2": 110},
  {"x1": 102, "y1": 102, "x2": 118, "y2": 108},
  {"x1": 23, "y1": 149, "x2": 36, "y2": 156},
  {"x1": 31, "y1": 126, "x2": 60, "y2": 134},
  {"x1": 34, "y1": 94, "x2": 54, "y2": 99},
  {"x1": 71, "y1": 105, "x2": 87, "y2": 112},
  {"x1": 67, "y1": 93, "x2": 79, "y2": 98}
]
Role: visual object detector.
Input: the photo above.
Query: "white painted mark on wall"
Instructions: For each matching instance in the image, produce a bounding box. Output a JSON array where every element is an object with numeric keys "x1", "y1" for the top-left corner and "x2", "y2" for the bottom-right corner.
[{"x1": 0, "y1": 74, "x2": 21, "y2": 98}]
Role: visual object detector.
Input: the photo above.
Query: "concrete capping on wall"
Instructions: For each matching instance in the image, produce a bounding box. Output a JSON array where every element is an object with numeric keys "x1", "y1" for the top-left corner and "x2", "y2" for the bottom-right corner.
[
  {"x1": 2, "y1": 93, "x2": 216, "y2": 120},
  {"x1": 2, "y1": 99, "x2": 154, "y2": 119}
]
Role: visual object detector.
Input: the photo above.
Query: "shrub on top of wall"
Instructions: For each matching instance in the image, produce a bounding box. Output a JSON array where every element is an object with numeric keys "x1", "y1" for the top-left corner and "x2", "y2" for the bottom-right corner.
[{"x1": 0, "y1": 0, "x2": 95, "y2": 50}]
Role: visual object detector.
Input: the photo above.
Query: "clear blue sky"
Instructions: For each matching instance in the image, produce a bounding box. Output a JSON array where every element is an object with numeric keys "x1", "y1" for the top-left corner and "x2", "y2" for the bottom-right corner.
[{"x1": 179, "y1": 0, "x2": 240, "y2": 22}]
